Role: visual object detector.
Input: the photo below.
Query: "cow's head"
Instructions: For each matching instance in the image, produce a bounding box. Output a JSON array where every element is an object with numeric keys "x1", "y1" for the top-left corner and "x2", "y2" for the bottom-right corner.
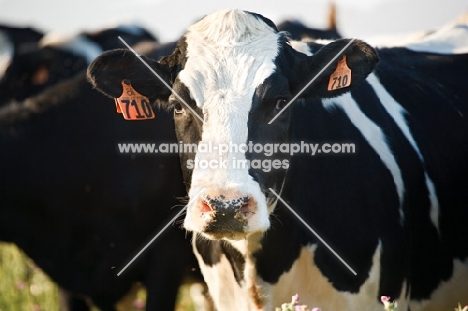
[{"x1": 88, "y1": 10, "x2": 378, "y2": 241}]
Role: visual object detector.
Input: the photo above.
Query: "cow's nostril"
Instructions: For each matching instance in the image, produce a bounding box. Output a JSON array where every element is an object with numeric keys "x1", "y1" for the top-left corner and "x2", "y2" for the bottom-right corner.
[
  {"x1": 235, "y1": 201, "x2": 255, "y2": 221},
  {"x1": 239, "y1": 202, "x2": 251, "y2": 214},
  {"x1": 200, "y1": 200, "x2": 212, "y2": 213}
]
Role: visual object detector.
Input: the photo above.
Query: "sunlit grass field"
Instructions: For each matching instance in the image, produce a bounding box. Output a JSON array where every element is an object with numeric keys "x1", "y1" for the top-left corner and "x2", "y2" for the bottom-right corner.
[
  {"x1": 2, "y1": 242, "x2": 466, "y2": 311},
  {"x1": 0, "y1": 243, "x2": 59, "y2": 311},
  {"x1": 0, "y1": 242, "x2": 201, "y2": 311}
]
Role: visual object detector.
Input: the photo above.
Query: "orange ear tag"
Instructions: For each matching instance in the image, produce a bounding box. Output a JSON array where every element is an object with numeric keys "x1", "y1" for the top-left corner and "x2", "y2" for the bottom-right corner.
[
  {"x1": 327, "y1": 55, "x2": 352, "y2": 91},
  {"x1": 114, "y1": 98, "x2": 122, "y2": 113},
  {"x1": 115, "y1": 80, "x2": 155, "y2": 120}
]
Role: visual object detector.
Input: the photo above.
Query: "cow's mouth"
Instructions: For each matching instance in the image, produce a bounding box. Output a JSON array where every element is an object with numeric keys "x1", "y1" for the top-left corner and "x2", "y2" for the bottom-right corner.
[
  {"x1": 202, "y1": 230, "x2": 248, "y2": 241},
  {"x1": 201, "y1": 197, "x2": 259, "y2": 239},
  {"x1": 202, "y1": 207, "x2": 250, "y2": 240},
  {"x1": 188, "y1": 193, "x2": 261, "y2": 240}
]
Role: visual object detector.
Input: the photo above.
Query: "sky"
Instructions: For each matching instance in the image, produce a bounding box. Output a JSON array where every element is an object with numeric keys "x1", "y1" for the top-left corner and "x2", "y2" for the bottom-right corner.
[{"x1": 0, "y1": 0, "x2": 466, "y2": 42}]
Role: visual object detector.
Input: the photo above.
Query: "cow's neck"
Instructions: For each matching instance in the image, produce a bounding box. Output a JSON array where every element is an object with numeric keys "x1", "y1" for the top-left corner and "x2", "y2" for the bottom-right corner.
[
  {"x1": 194, "y1": 232, "x2": 268, "y2": 310},
  {"x1": 229, "y1": 232, "x2": 265, "y2": 310},
  {"x1": 193, "y1": 202, "x2": 282, "y2": 310}
]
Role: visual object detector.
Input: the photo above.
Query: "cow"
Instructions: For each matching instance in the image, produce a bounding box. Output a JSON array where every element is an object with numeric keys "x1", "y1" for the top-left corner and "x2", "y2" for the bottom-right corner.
[
  {"x1": 0, "y1": 24, "x2": 43, "y2": 80},
  {"x1": 0, "y1": 65, "x2": 199, "y2": 310},
  {"x1": 0, "y1": 24, "x2": 157, "y2": 105},
  {"x1": 0, "y1": 24, "x2": 43, "y2": 45},
  {"x1": 87, "y1": 9, "x2": 468, "y2": 311},
  {"x1": 277, "y1": 19, "x2": 341, "y2": 41}
]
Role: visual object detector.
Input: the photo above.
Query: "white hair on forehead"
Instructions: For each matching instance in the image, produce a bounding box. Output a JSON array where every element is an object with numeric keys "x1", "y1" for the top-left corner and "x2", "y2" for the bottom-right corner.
[
  {"x1": 180, "y1": 9, "x2": 280, "y2": 109},
  {"x1": 187, "y1": 9, "x2": 276, "y2": 44}
]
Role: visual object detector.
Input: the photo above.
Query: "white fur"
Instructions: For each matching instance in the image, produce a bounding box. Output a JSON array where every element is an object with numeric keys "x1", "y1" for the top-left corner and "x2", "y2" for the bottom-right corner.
[
  {"x1": 200, "y1": 237, "x2": 468, "y2": 310},
  {"x1": 261, "y1": 244, "x2": 383, "y2": 310},
  {"x1": 403, "y1": 24, "x2": 468, "y2": 54},
  {"x1": 269, "y1": 244, "x2": 468, "y2": 311},
  {"x1": 180, "y1": 10, "x2": 280, "y2": 235},
  {"x1": 40, "y1": 32, "x2": 102, "y2": 64},
  {"x1": 366, "y1": 31, "x2": 430, "y2": 49},
  {"x1": 193, "y1": 249, "x2": 249, "y2": 309},
  {"x1": 323, "y1": 94, "x2": 405, "y2": 223},
  {"x1": 289, "y1": 40, "x2": 313, "y2": 56},
  {"x1": 0, "y1": 30, "x2": 13, "y2": 79},
  {"x1": 366, "y1": 74, "x2": 439, "y2": 231},
  {"x1": 115, "y1": 24, "x2": 146, "y2": 36},
  {"x1": 192, "y1": 234, "x2": 262, "y2": 310},
  {"x1": 369, "y1": 14, "x2": 468, "y2": 55}
]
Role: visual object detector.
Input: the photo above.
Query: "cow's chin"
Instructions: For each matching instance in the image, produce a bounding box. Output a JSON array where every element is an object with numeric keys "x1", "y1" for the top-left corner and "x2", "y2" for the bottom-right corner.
[
  {"x1": 201, "y1": 230, "x2": 248, "y2": 241},
  {"x1": 184, "y1": 210, "x2": 270, "y2": 241}
]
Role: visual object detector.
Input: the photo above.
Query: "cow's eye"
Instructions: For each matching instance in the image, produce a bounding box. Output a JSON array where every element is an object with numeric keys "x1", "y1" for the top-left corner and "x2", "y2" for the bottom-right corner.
[
  {"x1": 275, "y1": 98, "x2": 288, "y2": 110},
  {"x1": 174, "y1": 102, "x2": 185, "y2": 114}
]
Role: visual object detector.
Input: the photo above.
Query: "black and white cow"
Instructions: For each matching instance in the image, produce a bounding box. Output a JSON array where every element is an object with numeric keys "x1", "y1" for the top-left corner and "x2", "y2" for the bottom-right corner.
[
  {"x1": 88, "y1": 10, "x2": 468, "y2": 311},
  {"x1": 0, "y1": 24, "x2": 43, "y2": 81},
  {"x1": 0, "y1": 24, "x2": 157, "y2": 105},
  {"x1": 0, "y1": 24, "x2": 43, "y2": 47},
  {"x1": 0, "y1": 66, "x2": 199, "y2": 310},
  {"x1": 277, "y1": 19, "x2": 341, "y2": 41}
]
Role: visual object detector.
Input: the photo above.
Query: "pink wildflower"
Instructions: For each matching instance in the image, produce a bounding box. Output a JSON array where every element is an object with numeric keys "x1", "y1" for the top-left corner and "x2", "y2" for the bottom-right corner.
[
  {"x1": 381, "y1": 296, "x2": 398, "y2": 311},
  {"x1": 132, "y1": 298, "x2": 145, "y2": 309},
  {"x1": 381, "y1": 296, "x2": 391, "y2": 303},
  {"x1": 15, "y1": 281, "x2": 26, "y2": 290},
  {"x1": 292, "y1": 294, "x2": 300, "y2": 303}
]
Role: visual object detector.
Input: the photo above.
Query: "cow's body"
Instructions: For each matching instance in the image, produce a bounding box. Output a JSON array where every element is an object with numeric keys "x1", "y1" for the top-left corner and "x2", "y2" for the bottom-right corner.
[
  {"x1": 88, "y1": 10, "x2": 468, "y2": 310},
  {"x1": 0, "y1": 24, "x2": 157, "y2": 105},
  {"x1": 0, "y1": 69, "x2": 196, "y2": 310},
  {"x1": 245, "y1": 46, "x2": 468, "y2": 310},
  {"x1": 277, "y1": 20, "x2": 341, "y2": 41},
  {"x1": 368, "y1": 11, "x2": 468, "y2": 54},
  {"x1": 0, "y1": 24, "x2": 43, "y2": 79}
]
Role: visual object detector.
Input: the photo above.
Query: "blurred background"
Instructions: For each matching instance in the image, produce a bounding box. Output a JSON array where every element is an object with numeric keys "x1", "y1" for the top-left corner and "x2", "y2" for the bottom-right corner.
[{"x1": 0, "y1": 0, "x2": 466, "y2": 41}]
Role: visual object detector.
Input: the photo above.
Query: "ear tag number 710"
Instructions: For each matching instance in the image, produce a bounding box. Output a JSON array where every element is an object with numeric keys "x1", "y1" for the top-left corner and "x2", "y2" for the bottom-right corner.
[
  {"x1": 114, "y1": 80, "x2": 155, "y2": 120},
  {"x1": 327, "y1": 55, "x2": 352, "y2": 91}
]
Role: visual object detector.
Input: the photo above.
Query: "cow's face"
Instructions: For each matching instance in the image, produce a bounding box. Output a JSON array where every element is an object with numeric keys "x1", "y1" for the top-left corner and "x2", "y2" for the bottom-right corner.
[{"x1": 88, "y1": 10, "x2": 379, "y2": 240}]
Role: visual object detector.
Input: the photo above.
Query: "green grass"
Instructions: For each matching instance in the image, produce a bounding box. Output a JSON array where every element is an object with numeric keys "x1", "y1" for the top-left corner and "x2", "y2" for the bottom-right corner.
[
  {"x1": 0, "y1": 242, "x2": 59, "y2": 311},
  {"x1": 8, "y1": 241, "x2": 465, "y2": 311},
  {"x1": 0, "y1": 242, "x2": 205, "y2": 311}
]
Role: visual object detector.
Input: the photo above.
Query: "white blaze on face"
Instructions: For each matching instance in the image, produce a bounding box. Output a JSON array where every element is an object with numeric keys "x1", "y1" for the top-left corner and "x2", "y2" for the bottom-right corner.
[{"x1": 179, "y1": 10, "x2": 280, "y2": 234}]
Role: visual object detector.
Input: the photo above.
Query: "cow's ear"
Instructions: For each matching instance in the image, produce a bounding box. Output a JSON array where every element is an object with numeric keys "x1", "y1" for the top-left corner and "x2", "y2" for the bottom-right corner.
[
  {"x1": 292, "y1": 39, "x2": 379, "y2": 98},
  {"x1": 87, "y1": 48, "x2": 172, "y2": 101}
]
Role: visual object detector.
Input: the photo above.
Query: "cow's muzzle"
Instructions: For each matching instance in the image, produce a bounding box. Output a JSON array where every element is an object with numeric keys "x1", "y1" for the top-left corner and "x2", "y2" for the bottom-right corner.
[{"x1": 193, "y1": 191, "x2": 257, "y2": 240}]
